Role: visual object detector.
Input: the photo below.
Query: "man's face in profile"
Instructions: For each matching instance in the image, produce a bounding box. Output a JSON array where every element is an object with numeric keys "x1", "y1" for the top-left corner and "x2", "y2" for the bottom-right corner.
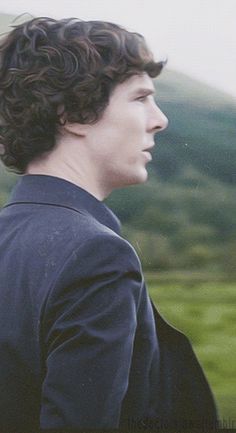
[{"x1": 84, "y1": 73, "x2": 168, "y2": 191}]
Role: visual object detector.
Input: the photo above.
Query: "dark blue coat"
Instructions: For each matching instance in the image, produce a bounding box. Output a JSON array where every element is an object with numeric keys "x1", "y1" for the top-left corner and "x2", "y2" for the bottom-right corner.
[{"x1": 0, "y1": 175, "x2": 217, "y2": 431}]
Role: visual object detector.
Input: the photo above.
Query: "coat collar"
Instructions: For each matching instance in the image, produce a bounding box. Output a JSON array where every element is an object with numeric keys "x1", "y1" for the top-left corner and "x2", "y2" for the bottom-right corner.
[{"x1": 5, "y1": 175, "x2": 121, "y2": 235}]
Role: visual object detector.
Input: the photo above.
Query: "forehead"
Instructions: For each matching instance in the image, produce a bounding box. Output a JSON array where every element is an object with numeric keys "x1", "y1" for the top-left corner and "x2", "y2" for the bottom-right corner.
[{"x1": 112, "y1": 73, "x2": 155, "y2": 98}]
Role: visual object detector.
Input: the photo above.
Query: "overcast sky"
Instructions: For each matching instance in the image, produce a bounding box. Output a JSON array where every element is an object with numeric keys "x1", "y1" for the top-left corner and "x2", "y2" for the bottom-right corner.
[{"x1": 1, "y1": 0, "x2": 236, "y2": 99}]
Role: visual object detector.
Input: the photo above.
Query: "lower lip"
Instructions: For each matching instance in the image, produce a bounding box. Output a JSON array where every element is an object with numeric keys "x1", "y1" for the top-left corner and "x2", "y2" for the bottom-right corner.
[{"x1": 142, "y1": 151, "x2": 152, "y2": 161}]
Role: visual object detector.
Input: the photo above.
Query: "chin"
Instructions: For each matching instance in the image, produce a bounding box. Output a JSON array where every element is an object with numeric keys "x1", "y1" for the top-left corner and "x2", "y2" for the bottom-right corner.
[
  {"x1": 136, "y1": 167, "x2": 149, "y2": 183},
  {"x1": 109, "y1": 168, "x2": 148, "y2": 190},
  {"x1": 125, "y1": 170, "x2": 148, "y2": 186}
]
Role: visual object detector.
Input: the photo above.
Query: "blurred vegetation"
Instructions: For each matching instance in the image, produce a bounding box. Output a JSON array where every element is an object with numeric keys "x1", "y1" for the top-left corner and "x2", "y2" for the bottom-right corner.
[{"x1": 108, "y1": 167, "x2": 236, "y2": 275}]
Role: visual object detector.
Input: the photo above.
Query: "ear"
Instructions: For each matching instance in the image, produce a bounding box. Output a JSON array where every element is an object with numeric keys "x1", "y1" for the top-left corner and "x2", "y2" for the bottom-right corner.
[{"x1": 62, "y1": 122, "x2": 88, "y2": 137}]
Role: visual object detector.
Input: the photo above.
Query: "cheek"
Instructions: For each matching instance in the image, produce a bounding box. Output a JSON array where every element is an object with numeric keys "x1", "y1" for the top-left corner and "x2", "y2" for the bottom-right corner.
[{"x1": 94, "y1": 115, "x2": 145, "y2": 164}]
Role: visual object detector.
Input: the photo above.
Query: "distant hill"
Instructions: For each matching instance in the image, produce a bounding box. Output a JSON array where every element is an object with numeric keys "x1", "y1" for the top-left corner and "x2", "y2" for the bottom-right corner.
[{"x1": 153, "y1": 69, "x2": 236, "y2": 184}]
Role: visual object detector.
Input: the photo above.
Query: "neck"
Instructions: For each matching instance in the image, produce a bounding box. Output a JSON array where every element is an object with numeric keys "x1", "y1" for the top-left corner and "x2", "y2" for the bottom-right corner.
[{"x1": 26, "y1": 139, "x2": 111, "y2": 201}]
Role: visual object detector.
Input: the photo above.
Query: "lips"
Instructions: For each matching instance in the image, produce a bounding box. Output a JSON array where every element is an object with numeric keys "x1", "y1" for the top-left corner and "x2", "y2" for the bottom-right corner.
[{"x1": 142, "y1": 150, "x2": 152, "y2": 161}]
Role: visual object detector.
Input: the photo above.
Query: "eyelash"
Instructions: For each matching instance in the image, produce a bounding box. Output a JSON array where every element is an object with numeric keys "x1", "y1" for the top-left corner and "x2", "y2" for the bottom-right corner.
[{"x1": 136, "y1": 95, "x2": 148, "y2": 102}]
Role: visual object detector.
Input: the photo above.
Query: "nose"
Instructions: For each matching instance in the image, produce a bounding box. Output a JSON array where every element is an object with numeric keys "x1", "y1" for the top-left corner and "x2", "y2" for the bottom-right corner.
[{"x1": 150, "y1": 104, "x2": 168, "y2": 133}]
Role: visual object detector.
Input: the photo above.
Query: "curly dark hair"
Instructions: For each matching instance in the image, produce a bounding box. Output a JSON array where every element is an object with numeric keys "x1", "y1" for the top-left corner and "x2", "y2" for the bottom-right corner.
[{"x1": 0, "y1": 17, "x2": 165, "y2": 173}]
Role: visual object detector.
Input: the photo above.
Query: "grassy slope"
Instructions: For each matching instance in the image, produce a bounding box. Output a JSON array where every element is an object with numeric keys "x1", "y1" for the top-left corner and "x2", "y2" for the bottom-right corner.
[{"x1": 147, "y1": 277, "x2": 236, "y2": 421}]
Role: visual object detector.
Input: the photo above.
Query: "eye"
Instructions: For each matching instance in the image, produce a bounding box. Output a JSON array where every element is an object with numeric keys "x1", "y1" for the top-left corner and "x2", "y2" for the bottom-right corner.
[{"x1": 136, "y1": 95, "x2": 148, "y2": 102}]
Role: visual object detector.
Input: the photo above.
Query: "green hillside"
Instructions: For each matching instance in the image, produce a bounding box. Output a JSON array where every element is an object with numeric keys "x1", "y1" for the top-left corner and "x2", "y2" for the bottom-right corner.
[{"x1": 154, "y1": 68, "x2": 236, "y2": 183}]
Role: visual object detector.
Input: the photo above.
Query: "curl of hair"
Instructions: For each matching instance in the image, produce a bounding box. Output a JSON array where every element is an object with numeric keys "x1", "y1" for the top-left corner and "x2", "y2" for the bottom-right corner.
[{"x1": 0, "y1": 17, "x2": 165, "y2": 173}]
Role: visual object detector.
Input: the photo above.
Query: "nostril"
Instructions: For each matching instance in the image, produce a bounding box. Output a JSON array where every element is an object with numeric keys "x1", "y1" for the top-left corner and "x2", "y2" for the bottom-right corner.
[{"x1": 159, "y1": 115, "x2": 168, "y2": 131}]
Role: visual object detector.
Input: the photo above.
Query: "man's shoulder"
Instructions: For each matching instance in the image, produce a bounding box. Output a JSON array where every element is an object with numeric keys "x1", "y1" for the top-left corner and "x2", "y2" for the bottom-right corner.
[
  {"x1": 3, "y1": 200, "x2": 140, "y2": 269},
  {"x1": 38, "y1": 203, "x2": 123, "y2": 249},
  {"x1": 1, "y1": 200, "x2": 111, "y2": 240},
  {"x1": 0, "y1": 200, "x2": 143, "y2": 299},
  {"x1": 34, "y1": 205, "x2": 143, "y2": 311}
]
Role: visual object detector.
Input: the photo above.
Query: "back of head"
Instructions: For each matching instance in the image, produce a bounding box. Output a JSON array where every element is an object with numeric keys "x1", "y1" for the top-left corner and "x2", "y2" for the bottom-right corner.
[{"x1": 0, "y1": 17, "x2": 164, "y2": 173}]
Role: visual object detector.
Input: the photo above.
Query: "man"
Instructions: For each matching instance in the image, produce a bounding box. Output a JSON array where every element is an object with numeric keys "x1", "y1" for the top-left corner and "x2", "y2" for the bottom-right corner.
[{"x1": 0, "y1": 17, "x2": 217, "y2": 431}]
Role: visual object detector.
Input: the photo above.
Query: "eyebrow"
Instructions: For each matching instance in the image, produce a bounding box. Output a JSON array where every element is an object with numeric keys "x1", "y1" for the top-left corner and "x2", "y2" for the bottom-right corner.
[{"x1": 131, "y1": 88, "x2": 156, "y2": 96}]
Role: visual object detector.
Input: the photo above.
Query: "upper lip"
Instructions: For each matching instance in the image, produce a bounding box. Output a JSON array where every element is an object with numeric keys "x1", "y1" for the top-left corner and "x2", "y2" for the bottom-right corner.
[{"x1": 142, "y1": 144, "x2": 155, "y2": 151}]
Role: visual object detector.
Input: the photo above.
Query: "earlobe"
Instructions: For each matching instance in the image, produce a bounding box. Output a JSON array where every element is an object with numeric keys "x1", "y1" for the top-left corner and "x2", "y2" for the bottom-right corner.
[{"x1": 63, "y1": 122, "x2": 87, "y2": 137}]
